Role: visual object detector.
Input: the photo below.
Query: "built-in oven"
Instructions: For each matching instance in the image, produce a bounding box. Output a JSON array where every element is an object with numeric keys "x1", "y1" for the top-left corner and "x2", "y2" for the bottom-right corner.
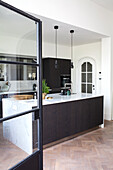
[{"x1": 60, "y1": 74, "x2": 71, "y2": 95}]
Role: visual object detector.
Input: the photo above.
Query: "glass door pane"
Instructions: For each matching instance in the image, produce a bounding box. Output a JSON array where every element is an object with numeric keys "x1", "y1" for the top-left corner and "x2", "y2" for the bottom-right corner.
[
  {"x1": 0, "y1": 64, "x2": 39, "y2": 119},
  {"x1": 81, "y1": 62, "x2": 86, "y2": 72},
  {"x1": 81, "y1": 84, "x2": 86, "y2": 93},
  {"x1": 82, "y1": 73, "x2": 86, "y2": 82},
  {"x1": 0, "y1": 5, "x2": 38, "y2": 64},
  {"x1": 87, "y1": 84, "x2": 92, "y2": 93},
  {"x1": 87, "y1": 73, "x2": 92, "y2": 83},
  {"x1": 87, "y1": 62, "x2": 92, "y2": 72},
  {"x1": 81, "y1": 62, "x2": 93, "y2": 94},
  {"x1": 0, "y1": 112, "x2": 39, "y2": 170}
]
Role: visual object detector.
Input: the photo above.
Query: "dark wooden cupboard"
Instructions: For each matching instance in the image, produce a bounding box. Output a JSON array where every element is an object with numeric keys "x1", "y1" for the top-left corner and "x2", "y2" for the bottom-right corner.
[
  {"x1": 43, "y1": 96, "x2": 103, "y2": 145},
  {"x1": 42, "y1": 58, "x2": 71, "y2": 93}
]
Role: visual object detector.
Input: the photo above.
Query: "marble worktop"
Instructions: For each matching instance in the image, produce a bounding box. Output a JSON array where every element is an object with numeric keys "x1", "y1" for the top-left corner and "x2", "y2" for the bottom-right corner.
[
  {"x1": 43, "y1": 93, "x2": 103, "y2": 106},
  {"x1": 2, "y1": 93, "x2": 103, "y2": 109}
]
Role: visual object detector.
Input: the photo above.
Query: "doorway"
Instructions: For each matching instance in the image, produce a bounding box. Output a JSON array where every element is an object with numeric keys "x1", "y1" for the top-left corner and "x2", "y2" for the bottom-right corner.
[{"x1": 78, "y1": 57, "x2": 96, "y2": 94}]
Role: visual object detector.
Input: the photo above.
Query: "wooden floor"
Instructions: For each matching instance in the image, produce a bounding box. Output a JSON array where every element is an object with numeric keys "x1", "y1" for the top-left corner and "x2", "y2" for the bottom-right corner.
[
  {"x1": 43, "y1": 121, "x2": 113, "y2": 170},
  {"x1": 0, "y1": 123, "x2": 28, "y2": 170}
]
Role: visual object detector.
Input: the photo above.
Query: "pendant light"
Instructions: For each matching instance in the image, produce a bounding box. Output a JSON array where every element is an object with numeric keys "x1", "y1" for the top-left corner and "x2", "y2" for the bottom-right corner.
[
  {"x1": 54, "y1": 25, "x2": 59, "y2": 69},
  {"x1": 70, "y1": 30, "x2": 74, "y2": 69}
]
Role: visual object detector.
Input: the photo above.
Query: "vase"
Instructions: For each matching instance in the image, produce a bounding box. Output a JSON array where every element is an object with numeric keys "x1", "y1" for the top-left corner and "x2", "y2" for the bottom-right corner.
[{"x1": 42, "y1": 93, "x2": 46, "y2": 99}]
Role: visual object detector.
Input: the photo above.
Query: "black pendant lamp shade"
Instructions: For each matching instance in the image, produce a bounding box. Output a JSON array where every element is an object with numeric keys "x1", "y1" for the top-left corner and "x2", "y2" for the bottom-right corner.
[
  {"x1": 70, "y1": 30, "x2": 74, "y2": 69},
  {"x1": 54, "y1": 25, "x2": 59, "y2": 69}
]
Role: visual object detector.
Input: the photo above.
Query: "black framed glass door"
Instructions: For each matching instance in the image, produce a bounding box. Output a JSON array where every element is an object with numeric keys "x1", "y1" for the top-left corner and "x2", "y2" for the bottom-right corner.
[{"x1": 0, "y1": 1, "x2": 42, "y2": 170}]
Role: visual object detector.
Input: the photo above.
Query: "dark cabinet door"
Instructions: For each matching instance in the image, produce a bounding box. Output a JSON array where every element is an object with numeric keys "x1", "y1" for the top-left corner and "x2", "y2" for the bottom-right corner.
[
  {"x1": 59, "y1": 59, "x2": 71, "y2": 75},
  {"x1": 89, "y1": 97, "x2": 103, "y2": 128},
  {"x1": 43, "y1": 58, "x2": 60, "y2": 90},
  {"x1": 49, "y1": 59, "x2": 60, "y2": 89},
  {"x1": 43, "y1": 58, "x2": 71, "y2": 92},
  {"x1": 79, "y1": 99, "x2": 90, "y2": 131}
]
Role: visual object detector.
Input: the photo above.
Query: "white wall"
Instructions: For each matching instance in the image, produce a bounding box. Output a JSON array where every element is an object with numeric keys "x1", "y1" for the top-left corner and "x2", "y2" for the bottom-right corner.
[
  {"x1": 71, "y1": 42, "x2": 101, "y2": 93},
  {"x1": 101, "y1": 37, "x2": 111, "y2": 120},
  {"x1": 0, "y1": 35, "x2": 36, "y2": 56},
  {"x1": 0, "y1": 34, "x2": 70, "y2": 59},
  {"x1": 42, "y1": 41, "x2": 70, "y2": 59},
  {"x1": 3, "y1": 0, "x2": 113, "y2": 120}
]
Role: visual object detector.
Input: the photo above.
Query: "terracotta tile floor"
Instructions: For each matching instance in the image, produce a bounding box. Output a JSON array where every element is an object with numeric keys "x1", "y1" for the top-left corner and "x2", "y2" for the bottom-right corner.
[
  {"x1": 0, "y1": 123, "x2": 28, "y2": 170},
  {"x1": 43, "y1": 121, "x2": 113, "y2": 170}
]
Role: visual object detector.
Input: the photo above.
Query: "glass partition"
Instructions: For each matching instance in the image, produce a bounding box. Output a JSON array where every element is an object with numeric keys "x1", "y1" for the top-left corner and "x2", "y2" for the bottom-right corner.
[
  {"x1": 0, "y1": 113, "x2": 39, "y2": 170},
  {"x1": 0, "y1": 1, "x2": 42, "y2": 169}
]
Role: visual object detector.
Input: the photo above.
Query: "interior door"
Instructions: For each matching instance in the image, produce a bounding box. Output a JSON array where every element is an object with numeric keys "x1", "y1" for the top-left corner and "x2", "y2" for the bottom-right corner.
[
  {"x1": 79, "y1": 58, "x2": 96, "y2": 94},
  {"x1": 0, "y1": 1, "x2": 42, "y2": 170}
]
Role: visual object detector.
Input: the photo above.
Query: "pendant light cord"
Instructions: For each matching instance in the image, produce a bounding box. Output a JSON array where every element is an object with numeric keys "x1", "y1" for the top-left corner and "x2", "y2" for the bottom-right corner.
[
  {"x1": 71, "y1": 32, "x2": 73, "y2": 62},
  {"x1": 54, "y1": 25, "x2": 59, "y2": 68},
  {"x1": 56, "y1": 28, "x2": 57, "y2": 59},
  {"x1": 70, "y1": 30, "x2": 74, "y2": 68}
]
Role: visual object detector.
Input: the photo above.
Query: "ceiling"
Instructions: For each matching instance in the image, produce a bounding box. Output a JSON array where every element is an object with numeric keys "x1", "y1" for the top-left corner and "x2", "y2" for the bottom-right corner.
[
  {"x1": 90, "y1": 0, "x2": 113, "y2": 12},
  {"x1": 0, "y1": 4, "x2": 107, "y2": 47},
  {"x1": 36, "y1": 15, "x2": 106, "y2": 46},
  {"x1": 0, "y1": 5, "x2": 36, "y2": 40}
]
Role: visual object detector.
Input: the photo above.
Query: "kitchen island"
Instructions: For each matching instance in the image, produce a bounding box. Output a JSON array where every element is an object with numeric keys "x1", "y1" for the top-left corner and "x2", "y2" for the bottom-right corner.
[
  {"x1": 43, "y1": 93, "x2": 104, "y2": 145},
  {"x1": 2, "y1": 93, "x2": 104, "y2": 150}
]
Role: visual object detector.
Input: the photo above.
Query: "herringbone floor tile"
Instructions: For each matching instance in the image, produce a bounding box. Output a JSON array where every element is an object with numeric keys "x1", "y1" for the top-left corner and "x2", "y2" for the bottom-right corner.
[{"x1": 43, "y1": 121, "x2": 113, "y2": 170}]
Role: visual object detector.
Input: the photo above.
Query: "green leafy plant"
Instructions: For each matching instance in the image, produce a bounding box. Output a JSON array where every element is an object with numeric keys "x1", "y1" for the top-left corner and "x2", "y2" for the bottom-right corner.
[{"x1": 42, "y1": 79, "x2": 50, "y2": 94}]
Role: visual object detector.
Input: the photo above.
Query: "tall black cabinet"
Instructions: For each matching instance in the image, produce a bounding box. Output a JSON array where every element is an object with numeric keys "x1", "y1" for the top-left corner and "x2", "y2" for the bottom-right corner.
[{"x1": 42, "y1": 58, "x2": 71, "y2": 93}]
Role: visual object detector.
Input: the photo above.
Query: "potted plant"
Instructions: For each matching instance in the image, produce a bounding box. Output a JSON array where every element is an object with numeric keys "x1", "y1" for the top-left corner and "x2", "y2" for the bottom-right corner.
[{"x1": 42, "y1": 79, "x2": 50, "y2": 99}]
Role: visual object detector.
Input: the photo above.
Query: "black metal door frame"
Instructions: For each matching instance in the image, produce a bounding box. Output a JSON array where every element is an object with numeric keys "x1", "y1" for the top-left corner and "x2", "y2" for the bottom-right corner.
[{"x1": 0, "y1": 1, "x2": 43, "y2": 169}]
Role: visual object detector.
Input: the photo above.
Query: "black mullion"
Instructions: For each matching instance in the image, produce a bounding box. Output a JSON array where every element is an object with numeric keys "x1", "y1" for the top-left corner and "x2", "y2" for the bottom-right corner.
[
  {"x1": 9, "y1": 150, "x2": 40, "y2": 170},
  {"x1": 0, "y1": 108, "x2": 39, "y2": 123},
  {"x1": 0, "y1": 53, "x2": 37, "y2": 60},
  {"x1": 38, "y1": 21, "x2": 43, "y2": 170}
]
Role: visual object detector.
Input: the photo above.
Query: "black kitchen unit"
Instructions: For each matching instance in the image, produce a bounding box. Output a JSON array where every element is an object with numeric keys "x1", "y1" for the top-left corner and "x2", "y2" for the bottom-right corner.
[
  {"x1": 43, "y1": 96, "x2": 103, "y2": 145},
  {"x1": 42, "y1": 58, "x2": 71, "y2": 93}
]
